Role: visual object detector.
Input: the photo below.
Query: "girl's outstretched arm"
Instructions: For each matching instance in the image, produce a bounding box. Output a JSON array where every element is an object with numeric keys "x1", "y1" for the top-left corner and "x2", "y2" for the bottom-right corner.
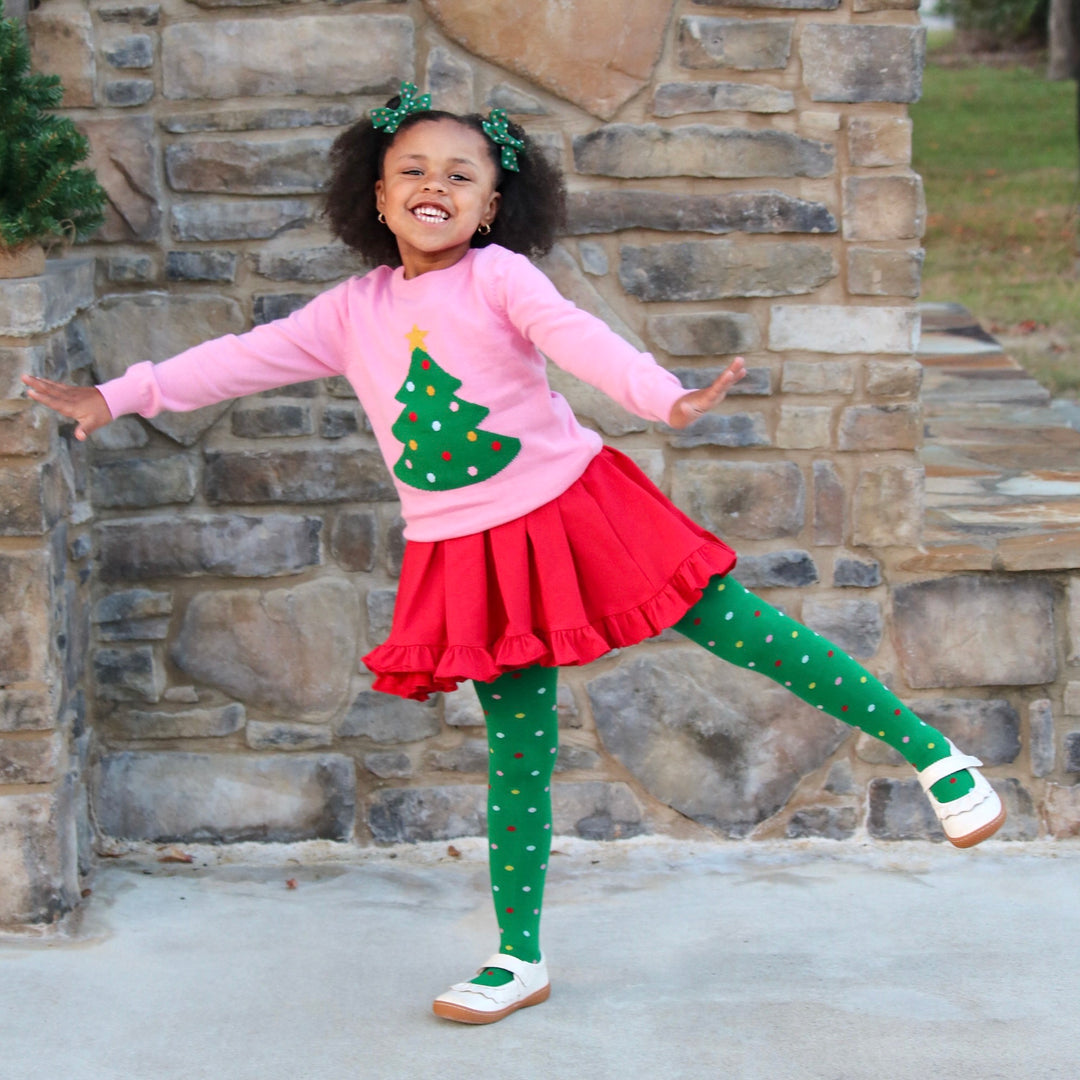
[
  {"x1": 667, "y1": 357, "x2": 747, "y2": 430},
  {"x1": 21, "y1": 376, "x2": 113, "y2": 441}
]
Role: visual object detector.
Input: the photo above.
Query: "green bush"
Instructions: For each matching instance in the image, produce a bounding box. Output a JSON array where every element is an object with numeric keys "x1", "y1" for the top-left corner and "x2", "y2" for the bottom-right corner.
[
  {"x1": 938, "y1": 0, "x2": 1049, "y2": 45},
  {"x1": 0, "y1": 0, "x2": 106, "y2": 253}
]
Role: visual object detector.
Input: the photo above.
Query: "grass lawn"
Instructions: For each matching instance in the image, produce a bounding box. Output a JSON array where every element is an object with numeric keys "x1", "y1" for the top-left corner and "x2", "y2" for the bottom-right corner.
[{"x1": 911, "y1": 53, "x2": 1080, "y2": 394}]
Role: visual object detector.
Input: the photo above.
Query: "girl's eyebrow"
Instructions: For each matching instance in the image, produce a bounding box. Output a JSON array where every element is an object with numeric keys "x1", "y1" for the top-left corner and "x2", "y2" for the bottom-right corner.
[{"x1": 394, "y1": 153, "x2": 478, "y2": 168}]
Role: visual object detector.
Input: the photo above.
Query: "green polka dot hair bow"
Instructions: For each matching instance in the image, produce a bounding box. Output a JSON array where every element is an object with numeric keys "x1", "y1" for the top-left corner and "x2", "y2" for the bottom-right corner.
[
  {"x1": 482, "y1": 108, "x2": 525, "y2": 172},
  {"x1": 370, "y1": 82, "x2": 432, "y2": 135}
]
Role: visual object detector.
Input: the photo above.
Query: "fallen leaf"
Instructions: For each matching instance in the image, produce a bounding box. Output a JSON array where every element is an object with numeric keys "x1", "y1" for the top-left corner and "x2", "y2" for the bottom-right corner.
[
  {"x1": 447, "y1": 845, "x2": 461, "y2": 857},
  {"x1": 286, "y1": 878, "x2": 298, "y2": 890},
  {"x1": 158, "y1": 848, "x2": 194, "y2": 864},
  {"x1": 80, "y1": 888, "x2": 93, "y2": 899}
]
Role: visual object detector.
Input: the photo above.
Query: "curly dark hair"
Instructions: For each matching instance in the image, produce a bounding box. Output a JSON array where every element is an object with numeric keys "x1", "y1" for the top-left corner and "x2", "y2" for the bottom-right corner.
[{"x1": 324, "y1": 106, "x2": 566, "y2": 268}]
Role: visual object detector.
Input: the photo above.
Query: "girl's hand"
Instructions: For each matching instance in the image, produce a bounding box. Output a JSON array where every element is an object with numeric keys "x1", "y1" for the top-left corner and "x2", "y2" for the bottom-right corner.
[
  {"x1": 668, "y1": 356, "x2": 747, "y2": 430},
  {"x1": 21, "y1": 375, "x2": 113, "y2": 441}
]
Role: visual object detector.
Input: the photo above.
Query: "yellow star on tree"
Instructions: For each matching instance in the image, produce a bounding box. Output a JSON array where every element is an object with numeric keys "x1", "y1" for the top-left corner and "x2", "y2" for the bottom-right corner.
[{"x1": 405, "y1": 324, "x2": 428, "y2": 350}]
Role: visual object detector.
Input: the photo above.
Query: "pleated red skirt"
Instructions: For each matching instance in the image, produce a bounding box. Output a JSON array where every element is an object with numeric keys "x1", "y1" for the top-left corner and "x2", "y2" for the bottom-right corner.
[{"x1": 363, "y1": 446, "x2": 738, "y2": 700}]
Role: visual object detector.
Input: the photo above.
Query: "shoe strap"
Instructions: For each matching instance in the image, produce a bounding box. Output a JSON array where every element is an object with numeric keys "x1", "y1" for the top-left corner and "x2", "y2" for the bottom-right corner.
[
  {"x1": 917, "y1": 750, "x2": 983, "y2": 792},
  {"x1": 477, "y1": 953, "x2": 543, "y2": 982}
]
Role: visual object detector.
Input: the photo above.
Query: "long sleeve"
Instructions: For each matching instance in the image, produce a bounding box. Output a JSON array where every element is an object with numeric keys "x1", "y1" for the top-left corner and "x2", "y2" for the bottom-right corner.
[
  {"x1": 486, "y1": 249, "x2": 687, "y2": 425},
  {"x1": 97, "y1": 282, "x2": 352, "y2": 420}
]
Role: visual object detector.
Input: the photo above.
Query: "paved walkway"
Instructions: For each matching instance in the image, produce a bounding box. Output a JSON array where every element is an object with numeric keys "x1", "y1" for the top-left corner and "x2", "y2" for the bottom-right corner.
[
  {"x1": 912, "y1": 301, "x2": 1080, "y2": 574},
  {"x1": 2, "y1": 837, "x2": 1080, "y2": 1080}
]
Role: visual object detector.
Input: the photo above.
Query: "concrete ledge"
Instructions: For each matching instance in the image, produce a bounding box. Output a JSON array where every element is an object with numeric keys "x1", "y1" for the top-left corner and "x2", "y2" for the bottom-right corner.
[{"x1": 0, "y1": 258, "x2": 95, "y2": 338}]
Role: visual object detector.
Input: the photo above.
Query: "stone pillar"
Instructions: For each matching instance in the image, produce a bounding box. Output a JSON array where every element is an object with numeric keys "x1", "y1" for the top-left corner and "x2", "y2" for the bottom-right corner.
[{"x1": 0, "y1": 259, "x2": 96, "y2": 930}]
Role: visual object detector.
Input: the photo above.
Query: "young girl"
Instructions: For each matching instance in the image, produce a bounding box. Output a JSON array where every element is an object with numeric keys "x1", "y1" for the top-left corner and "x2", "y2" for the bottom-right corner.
[{"x1": 24, "y1": 84, "x2": 1005, "y2": 1026}]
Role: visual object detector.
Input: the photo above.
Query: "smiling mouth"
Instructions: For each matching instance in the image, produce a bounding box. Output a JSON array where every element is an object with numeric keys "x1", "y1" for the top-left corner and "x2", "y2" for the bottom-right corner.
[{"x1": 411, "y1": 204, "x2": 450, "y2": 224}]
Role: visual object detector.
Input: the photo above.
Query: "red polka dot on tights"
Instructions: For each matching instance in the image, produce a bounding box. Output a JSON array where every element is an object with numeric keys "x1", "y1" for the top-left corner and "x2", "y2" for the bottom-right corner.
[
  {"x1": 514, "y1": 752, "x2": 524, "y2": 759},
  {"x1": 506, "y1": 907, "x2": 514, "y2": 914}
]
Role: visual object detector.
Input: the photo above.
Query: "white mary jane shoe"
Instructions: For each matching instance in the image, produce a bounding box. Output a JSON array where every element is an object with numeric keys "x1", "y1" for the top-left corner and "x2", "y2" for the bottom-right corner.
[
  {"x1": 916, "y1": 739, "x2": 1006, "y2": 848},
  {"x1": 432, "y1": 953, "x2": 550, "y2": 1025}
]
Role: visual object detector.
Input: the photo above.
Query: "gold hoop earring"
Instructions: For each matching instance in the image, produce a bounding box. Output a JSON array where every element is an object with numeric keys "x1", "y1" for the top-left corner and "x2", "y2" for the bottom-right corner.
[
  {"x1": 477, "y1": 223, "x2": 491, "y2": 235},
  {"x1": 377, "y1": 212, "x2": 387, "y2": 224}
]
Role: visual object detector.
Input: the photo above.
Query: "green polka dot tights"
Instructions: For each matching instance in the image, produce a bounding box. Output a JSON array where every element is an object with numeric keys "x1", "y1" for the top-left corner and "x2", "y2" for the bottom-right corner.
[{"x1": 467, "y1": 574, "x2": 973, "y2": 987}]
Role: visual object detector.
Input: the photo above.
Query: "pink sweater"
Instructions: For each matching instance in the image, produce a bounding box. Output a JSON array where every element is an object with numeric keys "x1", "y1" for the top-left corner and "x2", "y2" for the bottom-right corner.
[{"x1": 98, "y1": 244, "x2": 688, "y2": 541}]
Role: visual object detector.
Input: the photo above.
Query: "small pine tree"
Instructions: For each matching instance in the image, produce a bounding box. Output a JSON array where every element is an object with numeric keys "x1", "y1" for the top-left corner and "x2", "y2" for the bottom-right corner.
[{"x1": 0, "y1": 0, "x2": 106, "y2": 254}]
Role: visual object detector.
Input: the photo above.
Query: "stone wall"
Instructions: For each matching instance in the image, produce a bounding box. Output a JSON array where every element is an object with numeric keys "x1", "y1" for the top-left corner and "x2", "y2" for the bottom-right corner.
[{"x1": 13, "y1": 0, "x2": 1061, "y2": 900}]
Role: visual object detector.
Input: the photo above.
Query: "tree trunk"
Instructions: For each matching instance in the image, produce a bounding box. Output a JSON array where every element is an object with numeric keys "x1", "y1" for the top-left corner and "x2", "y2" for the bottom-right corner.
[{"x1": 1049, "y1": 0, "x2": 1080, "y2": 79}]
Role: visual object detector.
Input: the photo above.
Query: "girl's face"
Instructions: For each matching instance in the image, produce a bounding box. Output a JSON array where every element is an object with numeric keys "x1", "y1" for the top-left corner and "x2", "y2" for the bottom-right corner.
[{"x1": 375, "y1": 118, "x2": 501, "y2": 279}]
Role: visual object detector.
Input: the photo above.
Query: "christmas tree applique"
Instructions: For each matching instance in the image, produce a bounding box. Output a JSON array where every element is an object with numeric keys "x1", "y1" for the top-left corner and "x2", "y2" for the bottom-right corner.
[{"x1": 391, "y1": 325, "x2": 521, "y2": 491}]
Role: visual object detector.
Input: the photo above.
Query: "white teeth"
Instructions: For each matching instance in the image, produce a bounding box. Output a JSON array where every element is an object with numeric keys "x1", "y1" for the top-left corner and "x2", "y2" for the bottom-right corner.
[{"x1": 412, "y1": 206, "x2": 449, "y2": 224}]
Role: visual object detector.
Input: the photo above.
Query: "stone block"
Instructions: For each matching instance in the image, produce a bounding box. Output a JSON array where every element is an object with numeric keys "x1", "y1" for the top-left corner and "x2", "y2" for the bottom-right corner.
[
  {"x1": 104, "y1": 255, "x2": 156, "y2": 284},
  {"x1": 171, "y1": 199, "x2": 315, "y2": 242},
  {"x1": 111, "y1": 703, "x2": 245, "y2": 740},
  {"x1": 321, "y1": 406, "x2": 360, "y2": 439},
  {"x1": 165, "y1": 251, "x2": 239, "y2": 283},
  {"x1": 160, "y1": 105, "x2": 357, "y2": 135},
  {"x1": 804, "y1": 595, "x2": 884, "y2": 658},
  {"x1": 912, "y1": 698, "x2": 1022, "y2": 766},
  {"x1": 574, "y1": 125, "x2": 834, "y2": 179},
  {"x1": 86, "y1": 292, "x2": 245, "y2": 446},
  {"x1": 246, "y1": 720, "x2": 333, "y2": 752},
  {"x1": 0, "y1": 402, "x2": 50, "y2": 456},
  {"x1": 0, "y1": 259, "x2": 96, "y2": 338},
  {"x1": 330, "y1": 510, "x2": 377, "y2": 573},
  {"x1": 365, "y1": 588, "x2": 397, "y2": 646},
  {"x1": 693, "y1": 0, "x2": 839, "y2": 6},
  {"x1": 252, "y1": 246, "x2": 368, "y2": 283},
  {"x1": 0, "y1": 736, "x2": 61, "y2": 785},
  {"x1": 588, "y1": 650, "x2": 848, "y2": 837},
  {"x1": 669, "y1": 413, "x2": 770, "y2": 449},
  {"x1": 368, "y1": 784, "x2": 485, "y2": 843},
  {"x1": 1066, "y1": 682, "x2": 1080, "y2": 715},
  {"x1": 852, "y1": 465, "x2": 923, "y2": 547},
  {"x1": 672, "y1": 460, "x2": 804, "y2": 540},
  {"x1": 648, "y1": 311, "x2": 760, "y2": 356},
  {"x1": 426, "y1": 43, "x2": 474, "y2": 115},
  {"x1": 1070, "y1": 579, "x2": 1080, "y2": 665},
  {"x1": 105, "y1": 79, "x2": 154, "y2": 107},
  {"x1": 162, "y1": 15, "x2": 413, "y2": 100},
  {"x1": 1067, "y1": 731, "x2": 1080, "y2": 773},
  {"x1": 0, "y1": 689, "x2": 55, "y2": 733},
  {"x1": 785, "y1": 805, "x2": 857, "y2": 840},
  {"x1": 677, "y1": 16, "x2": 794, "y2": 70},
  {"x1": 825, "y1": 760, "x2": 856, "y2": 794},
  {"x1": 165, "y1": 137, "x2": 334, "y2": 195},
  {"x1": 96, "y1": 514, "x2": 322, "y2": 581},
  {"x1": 566, "y1": 190, "x2": 836, "y2": 236},
  {"x1": 172, "y1": 580, "x2": 358, "y2": 720},
  {"x1": 838, "y1": 403, "x2": 921, "y2": 452},
  {"x1": 423, "y1": 0, "x2": 668, "y2": 120},
  {"x1": 578, "y1": 242, "x2": 608, "y2": 276},
  {"x1": 231, "y1": 403, "x2": 314, "y2": 439},
  {"x1": 781, "y1": 360, "x2": 855, "y2": 395},
  {"x1": 339, "y1": 691, "x2": 440, "y2": 744},
  {"x1": 813, "y1": 459, "x2": 845, "y2": 546},
  {"x1": 0, "y1": 792, "x2": 79, "y2": 926},
  {"x1": 865, "y1": 359, "x2": 923, "y2": 399},
  {"x1": 672, "y1": 365, "x2": 772, "y2": 397},
  {"x1": 853, "y1": 0, "x2": 919, "y2": 10},
  {"x1": 103, "y1": 33, "x2": 153, "y2": 68},
  {"x1": 81, "y1": 117, "x2": 161, "y2": 243},
  {"x1": 0, "y1": 550, "x2": 50, "y2": 684},
  {"x1": 620, "y1": 241, "x2": 836, "y2": 302},
  {"x1": 0, "y1": 460, "x2": 65, "y2": 537},
  {"x1": 90, "y1": 454, "x2": 198, "y2": 509},
  {"x1": 0, "y1": 346, "x2": 44, "y2": 397},
  {"x1": 847, "y1": 116, "x2": 913, "y2": 167},
  {"x1": 893, "y1": 577, "x2": 1057, "y2": 689},
  {"x1": 769, "y1": 305, "x2": 920, "y2": 354},
  {"x1": 734, "y1": 550, "x2": 819, "y2": 589},
  {"x1": 1044, "y1": 783, "x2": 1080, "y2": 838},
  {"x1": 93, "y1": 645, "x2": 165, "y2": 703},
  {"x1": 445, "y1": 691, "x2": 484, "y2": 728},
  {"x1": 801, "y1": 25, "x2": 925, "y2": 104},
  {"x1": 552, "y1": 782, "x2": 645, "y2": 840},
  {"x1": 253, "y1": 294, "x2": 316, "y2": 325},
  {"x1": 99, "y1": 6, "x2": 161, "y2": 25},
  {"x1": 203, "y1": 448, "x2": 395, "y2": 505},
  {"x1": 361, "y1": 752, "x2": 411, "y2": 781},
  {"x1": 833, "y1": 556, "x2": 881, "y2": 588},
  {"x1": 92, "y1": 752, "x2": 356, "y2": 842},
  {"x1": 28, "y1": 4, "x2": 95, "y2": 107},
  {"x1": 96, "y1": 617, "x2": 170, "y2": 643},
  {"x1": 431, "y1": 739, "x2": 489, "y2": 773},
  {"x1": 843, "y1": 175, "x2": 926, "y2": 242},
  {"x1": 856, "y1": 732, "x2": 903, "y2": 766},
  {"x1": 776, "y1": 405, "x2": 832, "y2": 450},
  {"x1": 653, "y1": 81, "x2": 794, "y2": 116},
  {"x1": 848, "y1": 247, "x2": 924, "y2": 298},
  {"x1": 486, "y1": 83, "x2": 547, "y2": 114}
]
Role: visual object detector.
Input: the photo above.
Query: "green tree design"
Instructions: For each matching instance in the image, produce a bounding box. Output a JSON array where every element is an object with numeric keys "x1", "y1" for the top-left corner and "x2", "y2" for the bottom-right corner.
[{"x1": 391, "y1": 327, "x2": 521, "y2": 491}]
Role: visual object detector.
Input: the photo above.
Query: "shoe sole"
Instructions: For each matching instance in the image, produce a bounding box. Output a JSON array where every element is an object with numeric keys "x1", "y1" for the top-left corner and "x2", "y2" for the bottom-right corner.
[
  {"x1": 947, "y1": 802, "x2": 1007, "y2": 848},
  {"x1": 432, "y1": 983, "x2": 550, "y2": 1025}
]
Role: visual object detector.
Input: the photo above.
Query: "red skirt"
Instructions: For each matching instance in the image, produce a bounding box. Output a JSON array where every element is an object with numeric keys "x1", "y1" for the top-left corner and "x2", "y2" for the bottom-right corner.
[{"x1": 363, "y1": 446, "x2": 737, "y2": 700}]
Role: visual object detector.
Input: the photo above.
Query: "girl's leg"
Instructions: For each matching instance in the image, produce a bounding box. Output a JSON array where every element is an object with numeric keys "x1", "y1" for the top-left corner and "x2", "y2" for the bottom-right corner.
[
  {"x1": 674, "y1": 576, "x2": 990, "y2": 810},
  {"x1": 467, "y1": 665, "x2": 559, "y2": 986}
]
